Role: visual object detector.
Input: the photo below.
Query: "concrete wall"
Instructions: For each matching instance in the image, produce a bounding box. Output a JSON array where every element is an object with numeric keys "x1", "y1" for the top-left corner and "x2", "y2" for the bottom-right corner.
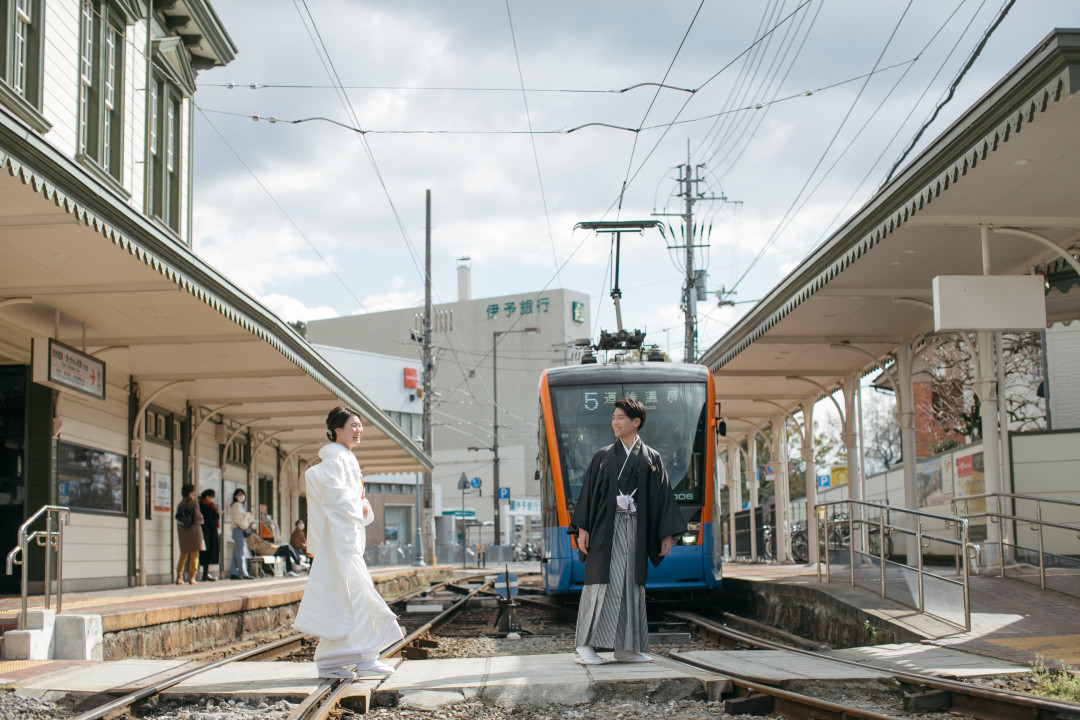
[{"x1": 1046, "y1": 323, "x2": 1080, "y2": 430}]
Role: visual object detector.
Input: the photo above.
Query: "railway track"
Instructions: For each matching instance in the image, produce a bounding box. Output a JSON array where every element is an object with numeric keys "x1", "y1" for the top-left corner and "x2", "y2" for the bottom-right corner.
[
  {"x1": 38, "y1": 577, "x2": 1080, "y2": 720},
  {"x1": 63, "y1": 573, "x2": 495, "y2": 720},
  {"x1": 667, "y1": 610, "x2": 1080, "y2": 720}
]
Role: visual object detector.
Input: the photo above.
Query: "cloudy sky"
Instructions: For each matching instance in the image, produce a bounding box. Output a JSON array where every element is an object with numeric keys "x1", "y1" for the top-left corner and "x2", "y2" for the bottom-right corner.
[{"x1": 191, "y1": 1, "x2": 1080, "y2": 360}]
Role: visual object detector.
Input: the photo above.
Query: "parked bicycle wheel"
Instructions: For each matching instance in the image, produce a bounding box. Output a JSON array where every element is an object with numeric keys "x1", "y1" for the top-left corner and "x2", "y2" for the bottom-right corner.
[
  {"x1": 790, "y1": 529, "x2": 809, "y2": 564},
  {"x1": 868, "y1": 529, "x2": 893, "y2": 559}
]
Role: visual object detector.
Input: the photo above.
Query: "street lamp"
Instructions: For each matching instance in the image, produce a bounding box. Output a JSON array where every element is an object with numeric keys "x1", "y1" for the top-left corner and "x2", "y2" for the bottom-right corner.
[{"x1": 490, "y1": 326, "x2": 539, "y2": 546}]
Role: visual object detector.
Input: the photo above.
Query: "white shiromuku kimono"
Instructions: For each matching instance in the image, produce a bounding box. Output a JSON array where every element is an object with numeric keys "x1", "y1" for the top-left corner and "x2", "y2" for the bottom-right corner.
[{"x1": 293, "y1": 443, "x2": 403, "y2": 673}]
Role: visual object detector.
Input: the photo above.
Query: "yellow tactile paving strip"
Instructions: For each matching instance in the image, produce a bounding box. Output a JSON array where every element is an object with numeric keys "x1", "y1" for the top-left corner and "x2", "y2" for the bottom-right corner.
[{"x1": 986, "y1": 635, "x2": 1080, "y2": 666}]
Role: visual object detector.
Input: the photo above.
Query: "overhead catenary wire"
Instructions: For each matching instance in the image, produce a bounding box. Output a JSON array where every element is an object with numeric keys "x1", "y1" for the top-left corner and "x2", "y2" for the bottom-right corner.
[
  {"x1": 726, "y1": 0, "x2": 917, "y2": 297},
  {"x1": 503, "y1": 0, "x2": 561, "y2": 288}
]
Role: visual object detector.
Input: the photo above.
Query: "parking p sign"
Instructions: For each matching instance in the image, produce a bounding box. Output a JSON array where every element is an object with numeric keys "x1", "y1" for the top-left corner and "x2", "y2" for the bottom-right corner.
[{"x1": 498, "y1": 487, "x2": 510, "y2": 500}]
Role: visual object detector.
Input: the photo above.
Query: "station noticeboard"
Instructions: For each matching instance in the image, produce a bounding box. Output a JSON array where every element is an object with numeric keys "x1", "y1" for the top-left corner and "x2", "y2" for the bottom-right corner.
[{"x1": 32, "y1": 337, "x2": 106, "y2": 401}]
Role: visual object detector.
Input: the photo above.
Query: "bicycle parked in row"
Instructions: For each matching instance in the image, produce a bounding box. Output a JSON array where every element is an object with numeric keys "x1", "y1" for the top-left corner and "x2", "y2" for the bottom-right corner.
[{"x1": 789, "y1": 512, "x2": 893, "y2": 563}]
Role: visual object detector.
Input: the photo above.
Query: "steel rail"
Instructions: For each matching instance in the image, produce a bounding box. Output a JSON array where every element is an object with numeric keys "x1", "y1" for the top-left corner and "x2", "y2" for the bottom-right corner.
[
  {"x1": 671, "y1": 611, "x2": 1080, "y2": 720},
  {"x1": 289, "y1": 579, "x2": 495, "y2": 719},
  {"x1": 383, "y1": 579, "x2": 493, "y2": 657},
  {"x1": 668, "y1": 649, "x2": 903, "y2": 720},
  {"x1": 70, "y1": 632, "x2": 307, "y2": 720}
]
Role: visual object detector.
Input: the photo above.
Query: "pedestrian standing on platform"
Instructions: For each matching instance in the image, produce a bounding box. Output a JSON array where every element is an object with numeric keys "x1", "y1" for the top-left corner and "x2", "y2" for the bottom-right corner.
[
  {"x1": 198, "y1": 489, "x2": 220, "y2": 582},
  {"x1": 568, "y1": 397, "x2": 686, "y2": 665},
  {"x1": 294, "y1": 406, "x2": 403, "y2": 678},
  {"x1": 228, "y1": 488, "x2": 255, "y2": 580},
  {"x1": 174, "y1": 483, "x2": 204, "y2": 585}
]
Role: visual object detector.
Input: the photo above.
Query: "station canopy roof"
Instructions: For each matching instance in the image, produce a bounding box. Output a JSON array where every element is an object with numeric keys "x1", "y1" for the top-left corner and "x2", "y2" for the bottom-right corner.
[
  {"x1": 699, "y1": 30, "x2": 1080, "y2": 436},
  {"x1": 0, "y1": 115, "x2": 430, "y2": 475}
]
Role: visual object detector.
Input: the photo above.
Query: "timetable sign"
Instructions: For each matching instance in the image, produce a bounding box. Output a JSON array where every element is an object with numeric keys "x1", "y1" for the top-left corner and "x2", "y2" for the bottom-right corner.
[{"x1": 32, "y1": 337, "x2": 106, "y2": 401}]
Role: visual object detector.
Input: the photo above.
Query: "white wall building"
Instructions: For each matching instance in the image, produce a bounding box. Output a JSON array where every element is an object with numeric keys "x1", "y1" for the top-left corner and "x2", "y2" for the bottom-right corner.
[{"x1": 307, "y1": 269, "x2": 590, "y2": 547}]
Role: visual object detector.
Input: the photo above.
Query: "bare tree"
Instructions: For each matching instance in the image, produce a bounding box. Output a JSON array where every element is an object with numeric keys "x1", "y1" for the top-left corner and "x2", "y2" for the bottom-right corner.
[
  {"x1": 927, "y1": 332, "x2": 1045, "y2": 439},
  {"x1": 862, "y1": 390, "x2": 901, "y2": 475}
]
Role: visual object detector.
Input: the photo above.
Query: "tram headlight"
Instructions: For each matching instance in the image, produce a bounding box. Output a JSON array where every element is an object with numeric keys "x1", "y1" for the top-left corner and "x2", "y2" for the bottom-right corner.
[{"x1": 679, "y1": 522, "x2": 700, "y2": 545}]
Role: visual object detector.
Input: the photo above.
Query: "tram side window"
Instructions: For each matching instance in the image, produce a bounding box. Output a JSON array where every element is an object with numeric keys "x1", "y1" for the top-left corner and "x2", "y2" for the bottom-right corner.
[{"x1": 57, "y1": 441, "x2": 125, "y2": 514}]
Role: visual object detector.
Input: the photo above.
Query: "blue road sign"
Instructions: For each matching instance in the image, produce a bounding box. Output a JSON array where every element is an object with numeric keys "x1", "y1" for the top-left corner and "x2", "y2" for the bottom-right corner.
[
  {"x1": 469, "y1": 477, "x2": 482, "y2": 489},
  {"x1": 498, "y1": 487, "x2": 510, "y2": 500}
]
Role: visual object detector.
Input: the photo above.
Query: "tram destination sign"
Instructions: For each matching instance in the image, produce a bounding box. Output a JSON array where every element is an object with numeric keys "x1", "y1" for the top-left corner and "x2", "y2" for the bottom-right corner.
[{"x1": 32, "y1": 337, "x2": 106, "y2": 401}]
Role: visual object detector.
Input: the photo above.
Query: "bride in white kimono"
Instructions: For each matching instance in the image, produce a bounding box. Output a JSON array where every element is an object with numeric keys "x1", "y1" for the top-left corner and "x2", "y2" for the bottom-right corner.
[{"x1": 294, "y1": 407, "x2": 403, "y2": 678}]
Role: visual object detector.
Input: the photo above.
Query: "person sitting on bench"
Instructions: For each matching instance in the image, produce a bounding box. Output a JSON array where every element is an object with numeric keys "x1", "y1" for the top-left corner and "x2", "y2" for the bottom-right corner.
[{"x1": 245, "y1": 533, "x2": 303, "y2": 577}]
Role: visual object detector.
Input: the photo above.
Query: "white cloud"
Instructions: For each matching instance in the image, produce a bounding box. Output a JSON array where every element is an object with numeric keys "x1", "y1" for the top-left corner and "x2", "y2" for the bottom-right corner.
[{"x1": 259, "y1": 293, "x2": 337, "y2": 323}]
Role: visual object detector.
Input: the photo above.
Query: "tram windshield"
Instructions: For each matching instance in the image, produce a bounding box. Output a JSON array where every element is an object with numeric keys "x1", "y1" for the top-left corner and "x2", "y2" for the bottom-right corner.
[{"x1": 550, "y1": 382, "x2": 707, "y2": 507}]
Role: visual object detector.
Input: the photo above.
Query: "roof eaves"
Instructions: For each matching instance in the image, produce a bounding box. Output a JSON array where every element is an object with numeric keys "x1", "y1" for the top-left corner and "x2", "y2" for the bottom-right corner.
[
  {"x1": 700, "y1": 29, "x2": 1080, "y2": 374},
  {"x1": 0, "y1": 112, "x2": 431, "y2": 472}
]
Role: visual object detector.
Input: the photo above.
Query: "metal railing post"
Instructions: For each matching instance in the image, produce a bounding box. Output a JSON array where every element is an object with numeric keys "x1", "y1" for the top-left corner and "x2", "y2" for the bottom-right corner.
[
  {"x1": 57, "y1": 511, "x2": 66, "y2": 614},
  {"x1": 961, "y1": 520, "x2": 971, "y2": 632},
  {"x1": 848, "y1": 506, "x2": 855, "y2": 587},
  {"x1": 916, "y1": 519, "x2": 925, "y2": 613},
  {"x1": 1036, "y1": 502, "x2": 1045, "y2": 591},
  {"x1": 43, "y1": 513, "x2": 53, "y2": 611},
  {"x1": 879, "y1": 512, "x2": 886, "y2": 598},
  {"x1": 997, "y1": 495, "x2": 1005, "y2": 579},
  {"x1": 5, "y1": 505, "x2": 71, "y2": 629},
  {"x1": 815, "y1": 505, "x2": 822, "y2": 583},
  {"x1": 18, "y1": 532, "x2": 29, "y2": 630},
  {"x1": 823, "y1": 508, "x2": 831, "y2": 583}
]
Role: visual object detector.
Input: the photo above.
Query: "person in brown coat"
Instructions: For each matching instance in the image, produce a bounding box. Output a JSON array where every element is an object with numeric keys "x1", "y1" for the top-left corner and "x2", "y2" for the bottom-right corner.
[{"x1": 175, "y1": 483, "x2": 204, "y2": 585}]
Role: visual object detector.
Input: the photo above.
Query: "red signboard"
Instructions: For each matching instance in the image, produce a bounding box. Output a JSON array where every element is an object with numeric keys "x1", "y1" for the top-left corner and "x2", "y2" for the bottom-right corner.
[{"x1": 403, "y1": 367, "x2": 418, "y2": 389}]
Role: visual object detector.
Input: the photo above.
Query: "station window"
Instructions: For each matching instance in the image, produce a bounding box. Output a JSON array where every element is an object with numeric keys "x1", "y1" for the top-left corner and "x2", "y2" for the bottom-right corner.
[
  {"x1": 144, "y1": 407, "x2": 172, "y2": 444},
  {"x1": 0, "y1": 0, "x2": 49, "y2": 132},
  {"x1": 57, "y1": 441, "x2": 126, "y2": 514},
  {"x1": 225, "y1": 437, "x2": 249, "y2": 466},
  {"x1": 147, "y1": 71, "x2": 182, "y2": 232},
  {"x1": 77, "y1": 0, "x2": 129, "y2": 188}
]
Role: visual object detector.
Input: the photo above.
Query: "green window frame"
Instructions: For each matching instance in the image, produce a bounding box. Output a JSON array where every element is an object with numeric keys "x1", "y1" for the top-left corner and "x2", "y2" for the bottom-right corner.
[
  {"x1": 77, "y1": 0, "x2": 126, "y2": 183},
  {"x1": 0, "y1": 0, "x2": 50, "y2": 132},
  {"x1": 148, "y1": 72, "x2": 182, "y2": 232}
]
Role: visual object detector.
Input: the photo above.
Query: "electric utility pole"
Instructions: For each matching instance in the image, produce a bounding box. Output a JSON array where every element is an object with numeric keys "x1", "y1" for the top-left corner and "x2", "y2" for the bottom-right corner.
[
  {"x1": 652, "y1": 143, "x2": 736, "y2": 363},
  {"x1": 421, "y1": 189, "x2": 436, "y2": 564}
]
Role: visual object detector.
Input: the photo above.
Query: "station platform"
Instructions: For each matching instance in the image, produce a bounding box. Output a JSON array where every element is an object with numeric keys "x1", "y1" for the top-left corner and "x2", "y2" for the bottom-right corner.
[
  {"x1": 0, "y1": 564, "x2": 453, "y2": 664},
  {"x1": 8, "y1": 653, "x2": 730, "y2": 710},
  {"x1": 721, "y1": 561, "x2": 1080, "y2": 670}
]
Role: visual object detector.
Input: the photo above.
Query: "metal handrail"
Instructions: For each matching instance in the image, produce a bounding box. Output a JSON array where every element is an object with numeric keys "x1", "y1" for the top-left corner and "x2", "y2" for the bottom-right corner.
[
  {"x1": 5, "y1": 505, "x2": 71, "y2": 630},
  {"x1": 814, "y1": 499, "x2": 974, "y2": 631},
  {"x1": 951, "y1": 492, "x2": 1080, "y2": 590}
]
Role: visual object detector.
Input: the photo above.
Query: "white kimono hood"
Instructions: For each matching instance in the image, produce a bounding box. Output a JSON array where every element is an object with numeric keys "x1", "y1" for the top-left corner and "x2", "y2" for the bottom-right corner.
[{"x1": 294, "y1": 443, "x2": 398, "y2": 642}]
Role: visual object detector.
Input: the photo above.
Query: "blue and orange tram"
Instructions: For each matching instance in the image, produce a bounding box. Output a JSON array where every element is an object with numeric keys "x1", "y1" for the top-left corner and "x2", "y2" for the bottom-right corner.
[{"x1": 537, "y1": 362, "x2": 722, "y2": 594}]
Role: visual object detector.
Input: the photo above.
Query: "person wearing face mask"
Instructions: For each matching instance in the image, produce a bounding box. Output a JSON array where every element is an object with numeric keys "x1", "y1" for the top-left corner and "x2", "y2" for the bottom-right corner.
[
  {"x1": 229, "y1": 487, "x2": 256, "y2": 580},
  {"x1": 293, "y1": 406, "x2": 403, "y2": 679}
]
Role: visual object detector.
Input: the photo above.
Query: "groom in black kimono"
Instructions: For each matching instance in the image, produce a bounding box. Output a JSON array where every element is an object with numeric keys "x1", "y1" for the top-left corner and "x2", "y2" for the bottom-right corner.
[{"x1": 568, "y1": 397, "x2": 686, "y2": 664}]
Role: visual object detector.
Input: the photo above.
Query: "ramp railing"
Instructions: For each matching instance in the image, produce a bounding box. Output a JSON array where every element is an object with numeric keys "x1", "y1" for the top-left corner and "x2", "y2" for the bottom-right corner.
[
  {"x1": 5, "y1": 505, "x2": 71, "y2": 630},
  {"x1": 814, "y1": 499, "x2": 977, "y2": 632},
  {"x1": 951, "y1": 492, "x2": 1080, "y2": 593}
]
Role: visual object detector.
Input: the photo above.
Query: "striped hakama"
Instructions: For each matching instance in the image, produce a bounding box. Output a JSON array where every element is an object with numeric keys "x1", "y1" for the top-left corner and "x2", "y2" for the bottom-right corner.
[{"x1": 575, "y1": 507, "x2": 649, "y2": 652}]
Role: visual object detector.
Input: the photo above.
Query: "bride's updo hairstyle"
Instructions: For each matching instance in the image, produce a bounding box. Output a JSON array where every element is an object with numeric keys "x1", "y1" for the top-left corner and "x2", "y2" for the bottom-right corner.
[{"x1": 326, "y1": 406, "x2": 360, "y2": 443}]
